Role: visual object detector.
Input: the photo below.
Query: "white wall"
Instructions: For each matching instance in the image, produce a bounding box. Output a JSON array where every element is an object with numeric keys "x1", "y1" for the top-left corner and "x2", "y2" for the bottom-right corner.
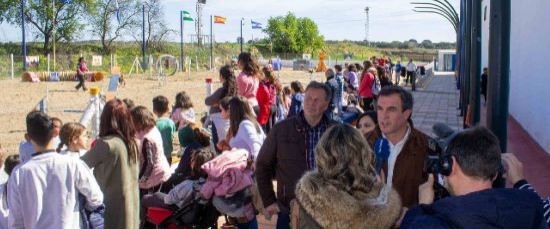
[
  {"x1": 509, "y1": 0, "x2": 550, "y2": 153},
  {"x1": 481, "y1": 0, "x2": 490, "y2": 69}
]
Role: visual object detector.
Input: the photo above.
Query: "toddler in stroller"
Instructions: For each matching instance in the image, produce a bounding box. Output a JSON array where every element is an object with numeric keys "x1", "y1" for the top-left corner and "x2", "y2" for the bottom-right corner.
[{"x1": 143, "y1": 148, "x2": 220, "y2": 229}]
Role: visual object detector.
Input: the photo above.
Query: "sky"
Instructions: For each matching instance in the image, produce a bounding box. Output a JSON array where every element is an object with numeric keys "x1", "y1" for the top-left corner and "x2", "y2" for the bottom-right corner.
[{"x1": 0, "y1": 0, "x2": 459, "y2": 43}]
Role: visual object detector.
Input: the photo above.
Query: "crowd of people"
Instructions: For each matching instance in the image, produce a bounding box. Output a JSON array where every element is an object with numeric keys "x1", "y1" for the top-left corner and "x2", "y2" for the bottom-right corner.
[{"x1": 0, "y1": 52, "x2": 548, "y2": 229}]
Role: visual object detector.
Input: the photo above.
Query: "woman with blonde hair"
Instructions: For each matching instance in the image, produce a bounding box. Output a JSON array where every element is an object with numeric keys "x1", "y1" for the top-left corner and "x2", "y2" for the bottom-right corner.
[{"x1": 291, "y1": 124, "x2": 402, "y2": 229}]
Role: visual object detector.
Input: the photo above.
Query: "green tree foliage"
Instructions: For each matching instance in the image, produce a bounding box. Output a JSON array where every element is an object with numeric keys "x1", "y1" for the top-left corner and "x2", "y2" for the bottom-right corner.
[
  {"x1": 0, "y1": 0, "x2": 94, "y2": 55},
  {"x1": 264, "y1": 12, "x2": 324, "y2": 54}
]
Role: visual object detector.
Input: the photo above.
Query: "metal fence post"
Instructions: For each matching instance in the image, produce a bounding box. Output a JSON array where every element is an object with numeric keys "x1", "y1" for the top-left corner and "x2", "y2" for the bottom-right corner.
[
  {"x1": 11, "y1": 54, "x2": 14, "y2": 80},
  {"x1": 47, "y1": 54, "x2": 50, "y2": 74}
]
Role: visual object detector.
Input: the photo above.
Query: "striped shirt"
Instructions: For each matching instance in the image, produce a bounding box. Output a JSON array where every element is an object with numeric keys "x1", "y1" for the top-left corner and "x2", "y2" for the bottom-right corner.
[
  {"x1": 514, "y1": 179, "x2": 550, "y2": 226},
  {"x1": 300, "y1": 112, "x2": 329, "y2": 170}
]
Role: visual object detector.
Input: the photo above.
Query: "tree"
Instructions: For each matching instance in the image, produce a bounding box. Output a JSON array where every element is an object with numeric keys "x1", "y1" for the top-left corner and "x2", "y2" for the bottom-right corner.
[
  {"x1": 88, "y1": 0, "x2": 140, "y2": 54},
  {"x1": 264, "y1": 12, "x2": 324, "y2": 54},
  {"x1": 421, "y1": 39, "x2": 434, "y2": 49},
  {"x1": 0, "y1": 0, "x2": 94, "y2": 54},
  {"x1": 130, "y1": 0, "x2": 174, "y2": 52}
]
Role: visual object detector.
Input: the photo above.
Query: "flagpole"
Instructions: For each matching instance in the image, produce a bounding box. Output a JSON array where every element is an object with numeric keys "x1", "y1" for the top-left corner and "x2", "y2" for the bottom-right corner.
[
  {"x1": 52, "y1": 0, "x2": 56, "y2": 71},
  {"x1": 210, "y1": 15, "x2": 213, "y2": 70},
  {"x1": 21, "y1": 0, "x2": 27, "y2": 71},
  {"x1": 240, "y1": 18, "x2": 243, "y2": 53},
  {"x1": 180, "y1": 11, "x2": 184, "y2": 73},
  {"x1": 142, "y1": 2, "x2": 147, "y2": 69}
]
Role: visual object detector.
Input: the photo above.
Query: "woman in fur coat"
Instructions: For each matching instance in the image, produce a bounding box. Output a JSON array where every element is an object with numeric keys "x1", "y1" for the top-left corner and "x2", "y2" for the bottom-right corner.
[{"x1": 291, "y1": 124, "x2": 402, "y2": 229}]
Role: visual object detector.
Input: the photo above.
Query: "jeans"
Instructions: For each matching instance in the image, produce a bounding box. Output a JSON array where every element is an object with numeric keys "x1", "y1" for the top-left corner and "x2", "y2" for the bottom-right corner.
[
  {"x1": 276, "y1": 212, "x2": 290, "y2": 229},
  {"x1": 75, "y1": 75, "x2": 87, "y2": 90}
]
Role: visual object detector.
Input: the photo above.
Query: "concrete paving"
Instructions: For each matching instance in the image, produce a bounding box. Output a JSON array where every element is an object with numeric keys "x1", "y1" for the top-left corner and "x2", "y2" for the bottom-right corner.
[{"x1": 406, "y1": 71, "x2": 463, "y2": 136}]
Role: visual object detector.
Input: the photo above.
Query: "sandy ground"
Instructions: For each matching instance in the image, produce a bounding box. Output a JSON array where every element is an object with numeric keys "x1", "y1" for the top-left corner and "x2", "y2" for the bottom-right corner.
[
  {"x1": 0, "y1": 69, "x2": 324, "y2": 228},
  {"x1": 0, "y1": 69, "x2": 323, "y2": 155}
]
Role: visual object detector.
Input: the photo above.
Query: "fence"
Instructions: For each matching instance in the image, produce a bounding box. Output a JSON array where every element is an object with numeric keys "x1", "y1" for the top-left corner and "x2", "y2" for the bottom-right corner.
[{"x1": 0, "y1": 52, "x2": 243, "y2": 80}]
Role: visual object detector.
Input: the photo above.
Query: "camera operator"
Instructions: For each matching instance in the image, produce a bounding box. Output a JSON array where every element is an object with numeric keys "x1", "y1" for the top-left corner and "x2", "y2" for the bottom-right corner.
[
  {"x1": 402, "y1": 127, "x2": 548, "y2": 228},
  {"x1": 502, "y1": 153, "x2": 550, "y2": 227}
]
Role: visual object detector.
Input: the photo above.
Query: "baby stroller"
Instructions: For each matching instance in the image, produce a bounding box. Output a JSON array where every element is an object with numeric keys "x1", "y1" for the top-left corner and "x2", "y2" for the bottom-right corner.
[
  {"x1": 145, "y1": 180, "x2": 220, "y2": 229},
  {"x1": 146, "y1": 198, "x2": 219, "y2": 229}
]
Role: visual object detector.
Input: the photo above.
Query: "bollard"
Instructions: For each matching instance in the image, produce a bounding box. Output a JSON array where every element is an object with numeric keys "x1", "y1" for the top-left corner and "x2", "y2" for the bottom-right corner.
[{"x1": 205, "y1": 78, "x2": 213, "y2": 96}]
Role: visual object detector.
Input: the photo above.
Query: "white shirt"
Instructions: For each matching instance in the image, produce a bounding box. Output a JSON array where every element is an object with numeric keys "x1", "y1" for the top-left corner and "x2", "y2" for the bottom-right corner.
[
  {"x1": 229, "y1": 120, "x2": 266, "y2": 159},
  {"x1": 8, "y1": 152, "x2": 103, "y2": 229},
  {"x1": 376, "y1": 125, "x2": 411, "y2": 204},
  {"x1": 0, "y1": 184, "x2": 8, "y2": 229},
  {"x1": 59, "y1": 149, "x2": 87, "y2": 158},
  {"x1": 80, "y1": 95, "x2": 105, "y2": 139},
  {"x1": 20, "y1": 138, "x2": 62, "y2": 163},
  {"x1": 406, "y1": 62, "x2": 416, "y2": 72}
]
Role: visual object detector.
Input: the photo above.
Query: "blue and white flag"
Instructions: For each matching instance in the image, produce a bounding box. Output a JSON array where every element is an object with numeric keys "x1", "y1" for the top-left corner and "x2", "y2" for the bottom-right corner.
[
  {"x1": 251, "y1": 20, "x2": 262, "y2": 29},
  {"x1": 115, "y1": 0, "x2": 121, "y2": 24}
]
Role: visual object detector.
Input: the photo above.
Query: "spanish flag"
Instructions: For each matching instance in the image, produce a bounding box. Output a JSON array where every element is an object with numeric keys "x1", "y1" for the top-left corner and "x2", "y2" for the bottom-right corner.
[{"x1": 214, "y1": 16, "x2": 226, "y2": 24}]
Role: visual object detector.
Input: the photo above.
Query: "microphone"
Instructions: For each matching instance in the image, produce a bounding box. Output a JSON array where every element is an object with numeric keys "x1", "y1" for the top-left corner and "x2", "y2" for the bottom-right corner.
[{"x1": 433, "y1": 123, "x2": 455, "y2": 139}]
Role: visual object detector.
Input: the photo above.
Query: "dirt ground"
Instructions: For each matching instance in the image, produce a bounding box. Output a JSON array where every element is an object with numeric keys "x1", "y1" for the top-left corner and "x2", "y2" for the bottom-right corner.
[{"x1": 0, "y1": 69, "x2": 324, "y2": 155}]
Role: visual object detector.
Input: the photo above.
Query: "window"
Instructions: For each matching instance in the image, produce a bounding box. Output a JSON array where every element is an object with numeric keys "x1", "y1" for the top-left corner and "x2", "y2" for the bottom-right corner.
[{"x1": 484, "y1": 6, "x2": 488, "y2": 21}]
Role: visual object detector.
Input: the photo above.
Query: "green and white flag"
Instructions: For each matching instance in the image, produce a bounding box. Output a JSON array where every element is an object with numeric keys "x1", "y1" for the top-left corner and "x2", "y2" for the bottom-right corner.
[{"x1": 182, "y1": 10, "x2": 193, "y2": 21}]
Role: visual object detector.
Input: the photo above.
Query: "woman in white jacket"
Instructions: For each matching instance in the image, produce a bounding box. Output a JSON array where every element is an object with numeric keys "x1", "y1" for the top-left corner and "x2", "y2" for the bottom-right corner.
[{"x1": 217, "y1": 96, "x2": 265, "y2": 160}]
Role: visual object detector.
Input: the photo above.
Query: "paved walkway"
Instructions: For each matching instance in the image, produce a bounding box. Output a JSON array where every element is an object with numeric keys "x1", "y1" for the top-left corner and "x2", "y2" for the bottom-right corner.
[
  {"x1": 408, "y1": 72, "x2": 550, "y2": 196},
  {"x1": 407, "y1": 72, "x2": 463, "y2": 136}
]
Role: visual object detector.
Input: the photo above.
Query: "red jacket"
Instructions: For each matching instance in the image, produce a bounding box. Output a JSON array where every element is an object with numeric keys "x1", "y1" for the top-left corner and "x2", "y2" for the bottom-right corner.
[
  {"x1": 359, "y1": 72, "x2": 375, "y2": 98},
  {"x1": 256, "y1": 82, "x2": 271, "y2": 125}
]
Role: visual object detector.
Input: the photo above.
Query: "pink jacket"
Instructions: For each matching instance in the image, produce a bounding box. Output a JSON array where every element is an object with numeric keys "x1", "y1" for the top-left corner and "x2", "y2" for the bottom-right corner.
[
  {"x1": 200, "y1": 149, "x2": 253, "y2": 199},
  {"x1": 237, "y1": 72, "x2": 259, "y2": 107},
  {"x1": 137, "y1": 127, "x2": 172, "y2": 189}
]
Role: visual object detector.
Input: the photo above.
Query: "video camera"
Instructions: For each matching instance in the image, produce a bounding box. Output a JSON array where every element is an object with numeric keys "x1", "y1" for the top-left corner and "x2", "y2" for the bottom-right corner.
[
  {"x1": 425, "y1": 123, "x2": 507, "y2": 199},
  {"x1": 424, "y1": 123, "x2": 456, "y2": 200}
]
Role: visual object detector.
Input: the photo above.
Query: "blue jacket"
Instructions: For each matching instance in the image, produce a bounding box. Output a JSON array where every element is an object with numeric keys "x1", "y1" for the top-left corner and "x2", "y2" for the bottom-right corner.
[
  {"x1": 288, "y1": 93, "x2": 304, "y2": 118},
  {"x1": 402, "y1": 188, "x2": 548, "y2": 229}
]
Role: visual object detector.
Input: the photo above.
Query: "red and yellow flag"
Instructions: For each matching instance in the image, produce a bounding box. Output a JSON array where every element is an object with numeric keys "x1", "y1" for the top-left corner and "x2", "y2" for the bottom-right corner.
[{"x1": 214, "y1": 16, "x2": 226, "y2": 24}]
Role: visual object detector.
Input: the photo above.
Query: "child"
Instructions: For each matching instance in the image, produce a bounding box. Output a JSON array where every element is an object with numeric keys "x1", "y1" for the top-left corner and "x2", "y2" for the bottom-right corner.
[
  {"x1": 9, "y1": 111, "x2": 103, "y2": 228},
  {"x1": 75, "y1": 57, "x2": 88, "y2": 91},
  {"x1": 161, "y1": 123, "x2": 212, "y2": 193},
  {"x1": 153, "y1": 96, "x2": 176, "y2": 165},
  {"x1": 171, "y1": 91, "x2": 196, "y2": 130},
  {"x1": 56, "y1": 122, "x2": 105, "y2": 228},
  {"x1": 19, "y1": 117, "x2": 63, "y2": 163},
  {"x1": 131, "y1": 106, "x2": 171, "y2": 195},
  {"x1": 57, "y1": 122, "x2": 88, "y2": 157},
  {"x1": 142, "y1": 148, "x2": 216, "y2": 218},
  {"x1": 287, "y1": 81, "x2": 304, "y2": 118},
  {"x1": 0, "y1": 155, "x2": 21, "y2": 228},
  {"x1": 282, "y1": 86, "x2": 292, "y2": 118}
]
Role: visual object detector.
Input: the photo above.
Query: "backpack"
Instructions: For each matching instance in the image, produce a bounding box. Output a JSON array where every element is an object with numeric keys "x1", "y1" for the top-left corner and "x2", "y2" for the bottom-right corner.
[{"x1": 371, "y1": 76, "x2": 381, "y2": 96}]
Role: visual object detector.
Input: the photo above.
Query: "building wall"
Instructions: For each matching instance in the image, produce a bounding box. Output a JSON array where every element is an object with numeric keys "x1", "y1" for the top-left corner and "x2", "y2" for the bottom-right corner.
[{"x1": 509, "y1": 0, "x2": 550, "y2": 153}]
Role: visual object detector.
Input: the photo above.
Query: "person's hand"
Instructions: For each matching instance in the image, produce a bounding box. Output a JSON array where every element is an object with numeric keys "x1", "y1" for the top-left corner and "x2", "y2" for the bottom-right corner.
[
  {"x1": 394, "y1": 207, "x2": 409, "y2": 228},
  {"x1": 216, "y1": 140, "x2": 231, "y2": 151},
  {"x1": 419, "y1": 174, "x2": 435, "y2": 205},
  {"x1": 265, "y1": 203, "x2": 279, "y2": 216},
  {"x1": 502, "y1": 153, "x2": 524, "y2": 185}
]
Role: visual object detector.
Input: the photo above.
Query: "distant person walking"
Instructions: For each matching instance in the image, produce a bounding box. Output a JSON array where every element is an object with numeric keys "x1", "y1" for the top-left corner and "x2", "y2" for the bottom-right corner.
[
  {"x1": 481, "y1": 67, "x2": 488, "y2": 105},
  {"x1": 75, "y1": 57, "x2": 88, "y2": 91},
  {"x1": 395, "y1": 60, "x2": 402, "y2": 85},
  {"x1": 405, "y1": 59, "x2": 416, "y2": 86}
]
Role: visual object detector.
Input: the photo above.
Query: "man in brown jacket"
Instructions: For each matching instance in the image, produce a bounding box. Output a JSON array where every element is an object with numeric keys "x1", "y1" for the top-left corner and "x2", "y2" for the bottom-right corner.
[
  {"x1": 367, "y1": 86, "x2": 434, "y2": 210},
  {"x1": 256, "y1": 81, "x2": 337, "y2": 229}
]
